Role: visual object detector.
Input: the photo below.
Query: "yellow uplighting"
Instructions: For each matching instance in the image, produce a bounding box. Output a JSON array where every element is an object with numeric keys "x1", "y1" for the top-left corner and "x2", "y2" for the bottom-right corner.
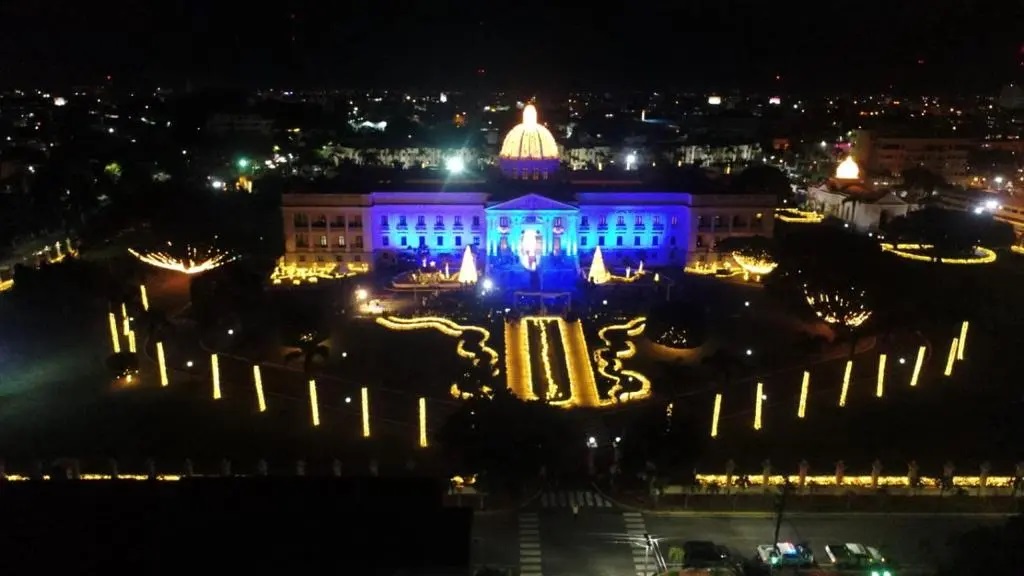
[
  {"x1": 121, "y1": 303, "x2": 130, "y2": 335},
  {"x1": 375, "y1": 316, "x2": 500, "y2": 370},
  {"x1": 684, "y1": 261, "x2": 741, "y2": 277},
  {"x1": 587, "y1": 246, "x2": 611, "y2": 284},
  {"x1": 804, "y1": 288, "x2": 872, "y2": 327},
  {"x1": 456, "y1": 246, "x2": 478, "y2": 284},
  {"x1": 835, "y1": 155, "x2": 860, "y2": 180},
  {"x1": 253, "y1": 365, "x2": 266, "y2": 412},
  {"x1": 361, "y1": 386, "x2": 371, "y2": 438},
  {"x1": 876, "y1": 354, "x2": 886, "y2": 398},
  {"x1": 732, "y1": 253, "x2": 778, "y2": 277},
  {"x1": 127, "y1": 330, "x2": 137, "y2": 354},
  {"x1": 308, "y1": 379, "x2": 320, "y2": 427},
  {"x1": 775, "y1": 208, "x2": 824, "y2": 223},
  {"x1": 711, "y1": 394, "x2": 722, "y2": 438},
  {"x1": 910, "y1": 345, "x2": 925, "y2": 387},
  {"x1": 880, "y1": 243, "x2": 997, "y2": 265},
  {"x1": 418, "y1": 397, "x2": 428, "y2": 448},
  {"x1": 798, "y1": 372, "x2": 809, "y2": 418},
  {"x1": 128, "y1": 246, "x2": 236, "y2": 275},
  {"x1": 270, "y1": 261, "x2": 361, "y2": 285},
  {"x1": 839, "y1": 360, "x2": 852, "y2": 407},
  {"x1": 754, "y1": 381, "x2": 764, "y2": 429},
  {"x1": 107, "y1": 312, "x2": 121, "y2": 354},
  {"x1": 156, "y1": 342, "x2": 168, "y2": 387},
  {"x1": 944, "y1": 337, "x2": 958, "y2": 377},
  {"x1": 957, "y1": 321, "x2": 969, "y2": 360},
  {"x1": 499, "y1": 104, "x2": 559, "y2": 160},
  {"x1": 594, "y1": 317, "x2": 652, "y2": 404},
  {"x1": 211, "y1": 353, "x2": 221, "y2": 400},
  {"x1": 695, "y1": 473, "x2": 1017, "y2": 489},
  {"x1": 139, "y1": 284, "x2": 149, "y2": 311}
]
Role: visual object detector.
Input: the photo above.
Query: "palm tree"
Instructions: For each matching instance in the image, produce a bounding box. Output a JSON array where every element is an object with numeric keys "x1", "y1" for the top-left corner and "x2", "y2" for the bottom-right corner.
[{"x1": 284, "y1": 331, "x2": 329, "y2": 375}]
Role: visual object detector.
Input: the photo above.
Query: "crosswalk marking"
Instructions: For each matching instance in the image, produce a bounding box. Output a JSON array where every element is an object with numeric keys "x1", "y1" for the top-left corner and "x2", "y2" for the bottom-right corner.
[
  {"x1": 536, "y1": 490, "x2": 613, "y2": 508},
  {"x1": 519, "y1": 513, "x2": 543, "y2": 576},
  {"x1": 623, "y1": 512, "x2": 655, "y2": 576}
]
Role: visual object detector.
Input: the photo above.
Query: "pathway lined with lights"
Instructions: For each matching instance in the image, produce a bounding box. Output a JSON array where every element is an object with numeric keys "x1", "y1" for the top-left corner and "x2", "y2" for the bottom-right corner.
[
  {"x1": 375, "y1": 316, "x2": 500, "y2": 375},
  {"x1": 504, "y1": 317, "x2": 603, "y2": 407},
  {"x1": 505, "y1": 321, "x2": 536, "y2": 400},
  {"x1": 558, "y1": 319, "x2": 602, "y2": 408},
  {"x1": 593, "y1": 317, "x2": 652, "y2": 403}
]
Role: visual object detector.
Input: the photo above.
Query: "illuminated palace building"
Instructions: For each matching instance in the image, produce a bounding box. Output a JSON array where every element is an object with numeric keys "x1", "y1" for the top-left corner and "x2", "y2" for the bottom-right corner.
[{"x1": 281, "y1": 105, "x2": 776, "y2": 285}]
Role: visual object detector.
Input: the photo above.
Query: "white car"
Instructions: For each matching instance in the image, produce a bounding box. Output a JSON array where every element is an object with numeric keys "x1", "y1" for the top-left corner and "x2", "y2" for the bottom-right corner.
[
  {"x1": 754, "y1": 542, "x2": 814, "y2": 567},
  {"x1": 824, "y1": 543, "x2": 890, "y2": 573}
]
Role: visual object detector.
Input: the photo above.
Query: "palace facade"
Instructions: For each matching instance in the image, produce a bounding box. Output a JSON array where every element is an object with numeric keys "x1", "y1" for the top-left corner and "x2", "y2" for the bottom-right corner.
[{"x1": 280, "y1": 105, "x2": 776, "y2": 275}]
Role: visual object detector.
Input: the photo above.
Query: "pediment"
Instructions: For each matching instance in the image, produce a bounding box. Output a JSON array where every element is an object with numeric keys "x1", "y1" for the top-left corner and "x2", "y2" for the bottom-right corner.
[{"x1": 486, "y1": 193, "x2": 578, "y2": 212}]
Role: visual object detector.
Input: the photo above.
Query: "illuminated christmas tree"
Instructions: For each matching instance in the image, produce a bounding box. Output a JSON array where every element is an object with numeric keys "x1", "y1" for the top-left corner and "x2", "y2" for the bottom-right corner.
[
  {"x1": 457, "y1": 245, "x2": 478, "y2": 284},
  {"x1": 588, "y1": 246, "x2": 610, "y2": 284}
]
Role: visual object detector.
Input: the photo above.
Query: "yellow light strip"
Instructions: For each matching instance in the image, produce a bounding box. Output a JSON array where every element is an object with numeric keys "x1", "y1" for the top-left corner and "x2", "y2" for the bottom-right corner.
[
  {"x1": 711, "y1": 394, "x2": 722, "y2": 438},
  {"x1": 211, "y1": 354, "x2": 221, "y2": 399},
  {"x1": 139, "y1": 284, "x2": 149, "y2": 311},
  {"x1": 695, "y1": 473, "x2": 1017, "y2": 488},
  {"x1": 127, "y1": 330, "x2": 137, "y2": 354},
  {"x1": 775, "y1": 208, "x2": 824, "y2": 223},
  {"x1": 375, "y1": 316, "x2": 499, "y2": 368},
  {"x1": 418, "y1": 397, "x2": 428, "y2": 448},
  {"x1": 594, "y1": 317, "x2": 652, "y2": 404},
  {"x1": 107, "y1": 312, "x2": 121, "y2": 354},
  {"x1": 533, "y1": 319, "x2": 560, "y2": 401},
  {"x1": 957, "y1": 321, "x2": 968, "y2": 360},
  {"x1": 880, "y1": 243, "x2": 997, "y2": 265},
  {"x1": 876, "y1": 354, "x2": 886, "y2": 398},
  {"x1": 253, "y1": 365, "x2": 266, "y2": 412},
  {"x1": 559, "y1": 318, "x2": 604, "y2": 407},
  {"x1": 155, "y1": 342, "x2": 168, "y2": 387},
  {"x1": 839, "y1": 360, "x2": 852, "y2": 407},
  {"x1": 910, "y1": 345, "x2": 925, "y2": 387},
  {"x1": 129, "y1": 247, "x2": 235, "y2": 275},
  {"x1": 361, "y1": 386, "x2": 371, "y2": 438},
  {"x1": 504, "y1": 321, "x2": 536, "y2": 400},
  {"x1": 308, "y1": 379, "x2": 320, "y2": 427},
  {"x1": 121, "y1": 303, "x2": 130, "y2": 336},
  {"x1": 754, "y1": 382, "x2": 764, "y2": 429},
  {"x1": 798, "y1": 372, "x2": 809, "y2": 418},
  {"x1": 944, "y1": 337, "x2": 958, "y2": 377}
]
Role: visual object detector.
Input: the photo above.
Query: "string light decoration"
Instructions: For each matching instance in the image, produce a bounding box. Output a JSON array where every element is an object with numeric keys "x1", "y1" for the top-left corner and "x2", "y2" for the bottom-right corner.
[
  {"x1": 909, "y1": 346, "x2": 925, "y2": 387},
  {"x1": 375, "y1": 316, "x2": 500, "y2": 370},
  {"x1": 880, "y1": 243, "x2": 997, "y2": 265},
  {"x1": 732, "y1": 252, "x2": 778, "y2": 278},
  {"x1": 107, "y1": 312, "x2": 121, "y2": 354},
  {"x1": 587, "y1": 246, "x2": 611, "y2": 284},
  {"x1": 957, "y1": 321, "x2": 969, "y2": 360},
  {"x1": 270, "y1": 261, "x2": 361, "y2": 285},
  {"x1": 504, "y1": 321, "x2": 536, "y2": 400},
  {"x1": 211, "y1": 354, "x2": 222, "y2": 400},
  {"x1": 156, "y1": 342, "x2": 169, "y2": 387},
  {"x1": 710, "y1": 394, "x2": 722, "y2": 438},
  {"x1": 129, "y1": 244, "x2": 236, "y2": 275},
  {"x1": 418, "y1": 397, "x2": 428, "y2": 448},
  {"x1": 594, "y1": 317, "x2": 652, "y2": 404},
  {"x1": 252, "y1": 365, "x2": 266, "y2": 412},
  {"x1": 798, "y1": 373, "x2": 809, "y2": 418},
  {"x1": 754, "y1": 381, "x2": 765, "y2": 429},
  {"x1": 876, "y1": 354, "x2": 887, "y2": 398},
  {"x1": 804, "y1": 286, "x2": 872, "y2": 328},
  {"x1": 775, "y1": 208, "x2": 824, "y2": 223},
  {"x1": 308, "y1": 379, "x2": 320, "y2": 427},
  {"x1": 839, "y1": 360, "x2": 853, "y2": 406},
  {"x1": 944, "y1": 338, "x2": 959, "y2": 377}
]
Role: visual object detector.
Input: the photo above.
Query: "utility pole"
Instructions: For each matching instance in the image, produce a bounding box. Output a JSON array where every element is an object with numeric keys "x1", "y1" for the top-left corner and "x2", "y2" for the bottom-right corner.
[{"x1": 772, "y1": 480, "x2": 792, "y2": 570}]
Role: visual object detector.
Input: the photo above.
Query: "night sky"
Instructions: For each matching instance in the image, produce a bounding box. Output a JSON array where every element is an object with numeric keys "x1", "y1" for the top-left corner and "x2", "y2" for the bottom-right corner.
[{"x1": 1, "y1": 0, "x2": 1021, "y2": 91}]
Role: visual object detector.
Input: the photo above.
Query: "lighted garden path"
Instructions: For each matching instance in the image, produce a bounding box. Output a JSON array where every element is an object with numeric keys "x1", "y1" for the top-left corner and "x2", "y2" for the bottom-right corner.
[
  {"x1": 558, "y1": 319, "x2": 602, "y2": 407},
  {"x1": 504, "y1": 321, "x2": 536, "y2": 400},
  {"x1": 504, "y1": 317, "x2": 602, "y2": 408}
]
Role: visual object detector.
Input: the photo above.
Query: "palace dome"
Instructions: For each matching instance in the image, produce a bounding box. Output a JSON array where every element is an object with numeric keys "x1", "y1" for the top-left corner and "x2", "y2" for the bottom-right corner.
[
  {"x1": 499, "y1": 104, "x2": 560, "y2": 179},
  {"x1": 835, "y1": 156, "x2": 861, "y2": 180}
]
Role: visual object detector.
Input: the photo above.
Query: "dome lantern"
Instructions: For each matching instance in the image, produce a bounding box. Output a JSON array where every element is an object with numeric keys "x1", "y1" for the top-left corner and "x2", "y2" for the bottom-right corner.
[{"x1": 499, "y1": 104, "x2": 560, "y2": 180}]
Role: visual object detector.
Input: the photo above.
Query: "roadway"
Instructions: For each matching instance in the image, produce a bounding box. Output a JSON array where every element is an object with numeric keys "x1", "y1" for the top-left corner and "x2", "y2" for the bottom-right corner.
[{"x1": 471, "y1": 493, "x2": 1007, "y2": 575}]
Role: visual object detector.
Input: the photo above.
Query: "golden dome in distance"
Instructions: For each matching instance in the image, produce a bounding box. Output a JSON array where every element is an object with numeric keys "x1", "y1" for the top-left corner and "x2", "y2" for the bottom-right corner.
[
  {"x1": 835, "y1": 156, "x2": 860, "y2": 180},
  {"x1": 500, "y1": 104, "x2": 559, "y2": 160}
]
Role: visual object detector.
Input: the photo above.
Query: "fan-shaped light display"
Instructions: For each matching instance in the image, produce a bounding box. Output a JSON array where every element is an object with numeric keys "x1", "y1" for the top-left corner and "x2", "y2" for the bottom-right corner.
[
  {"x1": 804, "y1": 287, "x2": 872, "y2": 328},
  {"x1": 129, "y1": 245, "x2": 236, "y2": 274},
  {"x1": 732, "y1": 252, "x2": 778, "y2": 276}
]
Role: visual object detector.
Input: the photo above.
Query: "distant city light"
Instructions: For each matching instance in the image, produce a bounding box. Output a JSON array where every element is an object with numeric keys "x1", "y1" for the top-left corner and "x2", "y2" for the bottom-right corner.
[
  {"x1": 768, "y1": 96, "x2": 782, "y2": 105},
  {"x1": 445, "y1": 156, "x2": 465, "y2": 173},
  {"x1": 708, "y1": 95, "x2": 722, "y2": 106},
  {"x1": 53, "y1": 97, "x2": 67, "y2": 107}
]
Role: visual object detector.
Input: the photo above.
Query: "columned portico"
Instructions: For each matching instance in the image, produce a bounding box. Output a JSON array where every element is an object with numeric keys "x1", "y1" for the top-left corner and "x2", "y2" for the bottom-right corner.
[{"x1": 485, "y1": 193, "x2": 580, "y2": 272}]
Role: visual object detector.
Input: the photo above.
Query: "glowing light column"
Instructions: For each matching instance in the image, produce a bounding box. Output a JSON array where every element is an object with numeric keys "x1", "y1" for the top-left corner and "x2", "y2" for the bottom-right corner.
[
  {"x1": 710, "y1": 394, "x2": 722, "y2": 438},
  {"x1": 121, "y1": 303, "x2": 130, "y2": 336},
  {"x1": 211, "y1": 354, "x2": 222, "y2": 399},
  {"x1": 798, "y1": 372, "x2": 810, "y2": 418},
  {"x1": 754, "y1": 382, "x2": 764, "y2": 430},
  {"x1": 909, "y1": 346, "x2": 925, "y2": 387},
  {"x1": 127, "y1": 330, "x2": 137, "y2": 354},
  {"x1": 308, "y1": 380, "x2": 320, "y2": 427},
  {"x1": 155, "y1": 342, "x2": 169, "y2": 387},
  {"x1": 139, "y1": 284, "x2": 149, "y2": 311},
  {"x1": 252, "y1": 366, "x2": 266, "y2": 412},
  {"x1": 944, "y1": 338, "x2": 959, "y2": 377},
  {"x1": 360, "y1": 387, "x2": 371, "y2": 438},
  {"x1": 107, "y1": 312, "x2": 121, "y2": 353},
  {"x1": 418, "y1": 397, "x2": 428, "y2": 448},
  {"x1": 839, "y1": 360, "x2": 852, "y2": 407},
  {"x1": 957, "y1": 321, "x2": 969, "y2": 360},
  {"x1": 876, "y1": 354, "x2": 887, "y2": 398}
]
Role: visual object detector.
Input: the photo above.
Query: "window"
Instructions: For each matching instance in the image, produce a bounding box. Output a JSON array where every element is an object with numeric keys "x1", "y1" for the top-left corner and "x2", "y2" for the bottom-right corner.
[
  {"x1": 350, "y1": 215, "x2": 362, "y2": 228},
  {"x1": 670, "y1": 216, "x2": 678, "y2": 226},
  {"x1": 401, "y1": 236, "x2": 408, "y2": 247},
  {"x1": 713, "y1": 215, "x2": 722, "y2": 227},
  {"x1": 436, "y1": 215, "x2": 444, "y2": 226},
  {"x1": 633, "y1": 236, "x2": 641, "y2": 246},
  {"x1": 399, "y1": 215, "x2": 407, "y2": 226},
  {"x1": 696, "y1": 235, "x2": 704, "y2": 248},
  {"x1": 599, "y1": 216, "x2": 607, "y2": 226},
  {"x1": 454, "y1": 215, "x2": 462, "y2": 226},
  {"x1": 653, "y1": 215, "x2": 662, "y2": 226},
  {"x1": 319, "y1": 235, "x2": 328, "y2": 247},
  {"x1": 315, "y1": 214, "x2": 328, "y2": 227},
  {"x1": 499, "y1": 216, "x2": 510, "y2": 228},
  {"x1": 298, "y1": 255, "x2": 306, "y2": 262},
  {"x1": 697, "y1": 216, "x2": 706, "y2": 228},
  {"x1": 670, "y1": 236, "x2": 676, "y2": 246},
  {"x1": 293, "y1": 213, "x2": 308, "y2": 227},
  {"x1": 295, "y1": 233, "x2": 308, "y2": 247},
  {"x1": 616, "y1": 236, "x2": 623, "y2": 246},
  {"x1": 335, "y1": 255, "x2": 344, "y2": 262},
  {"x1": 382, "y1": 236, "x2": 390, "y2": 247},
  {"x1": 418, "y1": 236, "x2": 426, "y2": 248},
  {"x1": 653, "y1": 236, "x2": 660, "y2": 246},
  {"x1": 316, "y1": 255, "x2": 325, "y2": 262},
  {"x1": 354, "y1": 255, "x2": 361, "y2": 262},
  {"x1": 580, "y1": 236, "x2": 588, "y2": 247},
  {"x1": 754, "y1": 212, "x2": 764, "y2": 227},
  {"x1": 581, "y1": 216, "x2": 589, "y2": 226},
  {"x1": 337, "y1": 235, "x2": 346, "y2": 247},
  {"x1": 327, "y1": 214, "x2": 340, "y2": 227},
  {"x1": 473, "y1": 236, "x2": 480, "y2": 245},
  {"x1": 354, "y1": 235, "x2": 363, "y2": 249},
  {"x1": 598, "y1": 236, "x2": 605, "y2": 246},
  {"x1": 417, "y1": 215, "x2": 425, "y2": 226},
  {"x1": 380, "y1": 215, "x2": 388, "y2": 227},
  {"x1": 455, "y1": 236, "x2": 462, "y2": 246},
  {"x1": 472, "y1": 216, "x2": 480, "y2": 227},
  {"x1": 436, "y1": 236, "x2": 444, "y2": 247},
  {"x1": 635, "y1": 215, "x2": 643, "y2": 226},
  {"x1": 554, "y1": 217, "x2": 563, "y2": 227},
  {"x1": 617, "y1": 215, "x2": 625, "y2": 226}
]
